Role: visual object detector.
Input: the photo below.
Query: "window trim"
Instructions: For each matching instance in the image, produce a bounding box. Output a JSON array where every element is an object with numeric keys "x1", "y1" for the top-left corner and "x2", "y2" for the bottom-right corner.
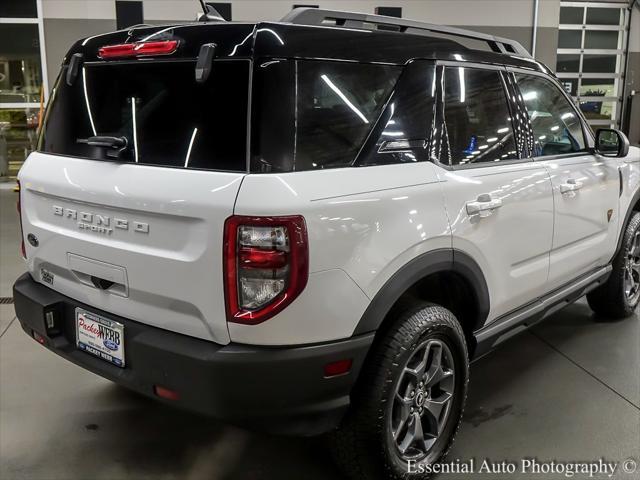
[
  {"x1": 433, "y1": 61, "x2": 532, "y2": 171},
  {"x1": 507, "y1": 66, "x2": 595, "y2": 160}
]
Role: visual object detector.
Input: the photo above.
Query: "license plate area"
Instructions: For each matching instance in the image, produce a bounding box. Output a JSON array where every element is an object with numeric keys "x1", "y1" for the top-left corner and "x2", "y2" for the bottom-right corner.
[{"x1": 75, "y1": 308, "x2": 125, "y2": 367}]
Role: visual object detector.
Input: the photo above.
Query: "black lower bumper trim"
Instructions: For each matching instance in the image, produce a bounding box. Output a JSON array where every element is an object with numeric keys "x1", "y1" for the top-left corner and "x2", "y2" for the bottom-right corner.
[{"x1": 13, "y1": 273, "x2": 374, "y2": 436}]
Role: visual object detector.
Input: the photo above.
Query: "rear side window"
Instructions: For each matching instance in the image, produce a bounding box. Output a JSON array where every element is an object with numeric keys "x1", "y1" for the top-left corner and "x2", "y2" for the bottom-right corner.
[
  {"x1": 252, "y1": 60, "x2": 401, "y2": 172},
  {"x1": 441, "y1": 67, "x2": 518, "y2": 166},
  {"x1": 515, "y1": 73, "x2": 586, "y2": 157},
  {"x1": 39, "y1": 60, "x2": 249, "y2": 171}
]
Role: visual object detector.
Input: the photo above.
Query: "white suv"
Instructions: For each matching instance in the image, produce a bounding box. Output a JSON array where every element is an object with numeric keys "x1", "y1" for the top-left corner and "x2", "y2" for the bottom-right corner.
[{"x1": 13, "y1": 8, "x2": 640, "y2": 479}]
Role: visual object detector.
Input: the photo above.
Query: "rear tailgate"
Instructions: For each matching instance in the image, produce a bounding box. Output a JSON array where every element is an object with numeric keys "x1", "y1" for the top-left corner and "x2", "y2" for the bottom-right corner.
[
  {"x1": 19, "y1": 24, "x2": 256, "y2": 344},
  {"x1": 19, "y1": 154, "x2": 243, "y2": 343}
]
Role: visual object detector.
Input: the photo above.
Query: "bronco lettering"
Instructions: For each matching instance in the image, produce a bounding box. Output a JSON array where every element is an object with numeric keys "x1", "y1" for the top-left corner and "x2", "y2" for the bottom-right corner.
[{"x1": 52, "y1": 205, "x2": 149, "y2": 235}]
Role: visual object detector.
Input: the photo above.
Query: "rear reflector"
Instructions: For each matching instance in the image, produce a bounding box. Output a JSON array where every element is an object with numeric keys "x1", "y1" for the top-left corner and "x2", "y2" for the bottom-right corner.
[
  {"x1": 324, "y1": 359, "x2": 353, "y2": 378},
  {"x1": 154, "y1": 385, "x2": 180, "y2": 401},
  {"x1": 98, "y1": 40, "x2": 179, "y2": 59}
]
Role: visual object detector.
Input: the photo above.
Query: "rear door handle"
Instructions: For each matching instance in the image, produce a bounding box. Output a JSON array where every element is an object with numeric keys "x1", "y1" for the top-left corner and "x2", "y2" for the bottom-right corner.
[
  {"x1": 560, "y1": 178, "x2": 583, "y2": 194},
  {"x1": 466, "y1": 193, "x2": 503, "y2": 217}
]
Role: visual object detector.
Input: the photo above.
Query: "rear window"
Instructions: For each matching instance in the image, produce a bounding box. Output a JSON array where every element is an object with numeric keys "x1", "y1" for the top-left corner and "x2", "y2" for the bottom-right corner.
[
  {"x1": 251, "y1": 59, "x2": 401, "y2": 172},
  {"x1": 39, "y1": 60, "x2": 249, "y2": 172}
]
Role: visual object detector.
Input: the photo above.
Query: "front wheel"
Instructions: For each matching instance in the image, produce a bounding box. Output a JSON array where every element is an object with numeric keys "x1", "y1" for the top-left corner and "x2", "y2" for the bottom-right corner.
[
  {"x1": 331, "y1": 303, "x2": 469, "y2": 479},
  {"x1": 587, "y1": 211, "x2": 640, "y2": 319}
]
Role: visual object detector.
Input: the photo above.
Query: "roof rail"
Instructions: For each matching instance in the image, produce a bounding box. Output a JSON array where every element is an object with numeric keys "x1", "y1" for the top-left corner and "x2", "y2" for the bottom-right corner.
[{"x1": 281, "y1": 8, "x2": 532, "y2": 58}]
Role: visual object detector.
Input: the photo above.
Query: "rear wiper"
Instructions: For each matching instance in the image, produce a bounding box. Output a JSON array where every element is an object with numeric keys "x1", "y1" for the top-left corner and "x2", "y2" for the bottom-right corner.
[
  {"x1": 78, "y1": 136, "x2": 128, "y2": 159},
  {"x1": 84, "y1": 136, "x2": 127, "y2": 149}
]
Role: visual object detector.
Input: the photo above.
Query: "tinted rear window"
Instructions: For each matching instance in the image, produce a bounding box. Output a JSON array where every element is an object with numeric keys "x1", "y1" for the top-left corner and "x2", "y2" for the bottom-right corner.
[
  {"x1": 251, "y1": 59, "x2": 401, "y2": 172},
  {"x1": 39, "y1": 60, "x2": 249, "y2": 172}
]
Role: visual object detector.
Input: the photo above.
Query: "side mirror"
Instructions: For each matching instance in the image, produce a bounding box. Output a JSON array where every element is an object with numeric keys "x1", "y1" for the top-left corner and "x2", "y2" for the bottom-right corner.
[{"x1": 595, "y1": 128, "x2": 630, "y2": 158}]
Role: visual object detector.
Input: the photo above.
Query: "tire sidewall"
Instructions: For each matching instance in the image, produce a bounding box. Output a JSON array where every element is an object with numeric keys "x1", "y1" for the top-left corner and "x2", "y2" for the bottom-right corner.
[
  {"x1": 618, "y1": 212, "x2": 640, "y2": 311},
  {"x1": 379, "y1": 308, "x2": 469, "y2": 478}
]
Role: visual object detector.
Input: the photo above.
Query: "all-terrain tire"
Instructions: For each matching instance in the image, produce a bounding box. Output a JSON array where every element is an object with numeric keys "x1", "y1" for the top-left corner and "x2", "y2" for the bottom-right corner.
[
  {"x1": 587, "y1": 211, "x2": 640, "y2": 319},
  {"x1": 331, "y1": 302, "x2": 469, "y2": 479}
]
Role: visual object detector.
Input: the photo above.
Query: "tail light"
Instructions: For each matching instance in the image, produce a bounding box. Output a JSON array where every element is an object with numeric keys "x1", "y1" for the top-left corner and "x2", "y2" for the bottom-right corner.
[
  {"x1": 224, "y1": 215, "x2": 308, "y2": 325},
  {"x1": 16, "y1": 180, "x2": 26, "y2": 259},
  {"x1": 98, "y1": 40, "x2": 179, "y2": 59}
]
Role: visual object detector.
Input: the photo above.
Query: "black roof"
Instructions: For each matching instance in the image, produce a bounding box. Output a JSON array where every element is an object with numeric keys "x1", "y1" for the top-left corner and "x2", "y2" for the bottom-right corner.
[{"x1": 65, "y1": 20, "x2": 550, "y2": 74}]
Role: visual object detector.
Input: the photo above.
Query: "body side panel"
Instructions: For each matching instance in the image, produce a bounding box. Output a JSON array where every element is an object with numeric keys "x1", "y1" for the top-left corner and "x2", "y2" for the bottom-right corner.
[
  {"x1": 542, "y1": 154, "x2": 621, "y2": 290},
  {"x1": 231, "y1": 162, "x2": 451, "y2": 345},
  {"x1": 434, "y1": 161, "x2": 555, "y2": 323}
]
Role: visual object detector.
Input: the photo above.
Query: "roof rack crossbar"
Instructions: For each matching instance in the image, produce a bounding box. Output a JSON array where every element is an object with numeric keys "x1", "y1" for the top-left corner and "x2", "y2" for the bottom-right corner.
[{"x1": 281, "y1": 8, "x2": 531, "y2": 58}]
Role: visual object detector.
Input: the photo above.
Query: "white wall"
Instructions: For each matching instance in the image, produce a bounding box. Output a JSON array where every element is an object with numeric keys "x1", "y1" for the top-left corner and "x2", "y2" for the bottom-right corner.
[{"x1": 42, "y1": 0, "x2": 116, "y2": 19}]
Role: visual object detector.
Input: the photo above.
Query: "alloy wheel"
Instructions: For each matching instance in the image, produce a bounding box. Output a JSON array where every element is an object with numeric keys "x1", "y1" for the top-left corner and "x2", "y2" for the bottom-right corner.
[
  {"x1": 624, "y1": 230, "x2": 640, "y2": 306},
  {"x1": 390, "y1": 338, "x2": 456, "y2": 461}
]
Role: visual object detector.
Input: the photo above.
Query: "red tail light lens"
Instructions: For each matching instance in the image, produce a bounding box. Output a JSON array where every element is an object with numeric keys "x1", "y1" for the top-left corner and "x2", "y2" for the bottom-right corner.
[
  {"x1": 98, "y1": 40, "x2": 179, "y2": 59},
  {"x1": 238, "y1": 247, "x2": 287, "y2": 269},
  {"x1": 224, "y1": 215, "x2": 309, "y2": 325},
  {"x1": 16, "y1": 180, "x2": 26, "y2": 259}
]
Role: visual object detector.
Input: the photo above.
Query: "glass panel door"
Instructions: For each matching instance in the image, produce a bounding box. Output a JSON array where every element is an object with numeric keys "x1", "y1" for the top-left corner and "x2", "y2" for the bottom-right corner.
[
  {"x1": 556, "y1": 2, "x2": 629, "y2": 130},
  {"x1": 0, "y1": 0, "x2": 46, "y2": 180}
]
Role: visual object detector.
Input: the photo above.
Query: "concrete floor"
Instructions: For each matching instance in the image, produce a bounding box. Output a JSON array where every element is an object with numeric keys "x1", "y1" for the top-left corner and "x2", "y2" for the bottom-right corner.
[{"x1": 0, "y1": 186, "x2": 638, "y2": 480}]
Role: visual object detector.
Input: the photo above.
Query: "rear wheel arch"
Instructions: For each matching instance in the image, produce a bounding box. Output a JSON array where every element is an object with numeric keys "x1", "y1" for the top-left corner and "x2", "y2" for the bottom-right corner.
[
  {"x1": 353, "y1": 249, "x2": 489, "y2": 355},
  {"x1": 613, "y1": 186, "x2": 640, "y2": 261}
]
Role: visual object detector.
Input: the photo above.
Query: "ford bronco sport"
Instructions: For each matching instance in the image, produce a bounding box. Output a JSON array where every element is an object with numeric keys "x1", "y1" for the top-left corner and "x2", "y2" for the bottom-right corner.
[{"x1": 13, "y1": 7, "x2": 640, "y2": 479}]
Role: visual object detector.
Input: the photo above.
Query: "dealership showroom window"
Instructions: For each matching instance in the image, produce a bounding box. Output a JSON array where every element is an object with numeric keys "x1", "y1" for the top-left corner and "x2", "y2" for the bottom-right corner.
[{"x1": 1, "y1": 0, "x2": 639, "y2": 479}]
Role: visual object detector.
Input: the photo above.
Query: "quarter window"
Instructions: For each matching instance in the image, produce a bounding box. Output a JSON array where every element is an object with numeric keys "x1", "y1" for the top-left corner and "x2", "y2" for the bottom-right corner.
[
  {"x1": 295, "y1": 61, "x2": 400, "y2": 170},
  {"x1": 515, "y1": 74, "x2": 587, "y2": 157},
  {"x1": 442, "y1": 67, "x2": 518, "y2": 166},
  {"x1": 251, "y1": 60, "x2": 401, "y2": 172}
]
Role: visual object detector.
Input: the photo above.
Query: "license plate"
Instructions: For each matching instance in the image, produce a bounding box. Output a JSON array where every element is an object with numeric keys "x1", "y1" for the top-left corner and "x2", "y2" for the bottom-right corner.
[{"x1": 75, "y1": 308, "x2": 125, "y2": 367}]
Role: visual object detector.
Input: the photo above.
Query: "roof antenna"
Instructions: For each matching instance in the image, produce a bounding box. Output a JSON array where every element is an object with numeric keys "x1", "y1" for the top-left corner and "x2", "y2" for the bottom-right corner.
[{"x1": 197, "y1": 0, "x2": 225, "y2": 22}]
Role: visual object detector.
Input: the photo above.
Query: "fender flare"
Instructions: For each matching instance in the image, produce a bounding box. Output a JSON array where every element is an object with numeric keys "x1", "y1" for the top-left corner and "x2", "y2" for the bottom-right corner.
[
  {"x1": 352, "y1": 248, "x2": 490, "y2": 335},
  {"x1": 611, "y1": 186, "x2": 640, "y2": 262}
]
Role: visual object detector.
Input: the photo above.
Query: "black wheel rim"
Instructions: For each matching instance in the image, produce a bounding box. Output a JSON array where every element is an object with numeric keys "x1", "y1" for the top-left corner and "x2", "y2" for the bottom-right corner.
[
  {"x1": 625, "y1": 230, "x2": 640, "y2": 306},
  {"x1": 390, "y1": 338, "x2": 456, "y2": 461}
]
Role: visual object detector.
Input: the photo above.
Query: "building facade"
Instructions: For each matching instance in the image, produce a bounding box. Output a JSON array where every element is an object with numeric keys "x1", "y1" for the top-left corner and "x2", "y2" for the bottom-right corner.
[{"x1": 1, "y1": 0, "x2": 638, "y2": 178}]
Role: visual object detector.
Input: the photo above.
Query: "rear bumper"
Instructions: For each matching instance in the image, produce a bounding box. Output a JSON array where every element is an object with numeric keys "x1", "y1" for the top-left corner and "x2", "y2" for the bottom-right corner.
[{"x1": 13, "y1": 273, "x2": 373, "y2": 436}]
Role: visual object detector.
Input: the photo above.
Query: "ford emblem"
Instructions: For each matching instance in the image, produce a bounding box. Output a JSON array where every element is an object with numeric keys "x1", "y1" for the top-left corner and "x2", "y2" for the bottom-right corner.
[{"x1": 27, "y1": 233, "x2": 39, "y2": 247}]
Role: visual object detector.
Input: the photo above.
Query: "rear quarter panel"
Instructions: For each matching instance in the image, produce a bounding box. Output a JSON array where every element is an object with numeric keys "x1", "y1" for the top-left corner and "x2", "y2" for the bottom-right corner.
[{"x1": 231, "y1": 162, "x2": 451, "y2": 345}]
